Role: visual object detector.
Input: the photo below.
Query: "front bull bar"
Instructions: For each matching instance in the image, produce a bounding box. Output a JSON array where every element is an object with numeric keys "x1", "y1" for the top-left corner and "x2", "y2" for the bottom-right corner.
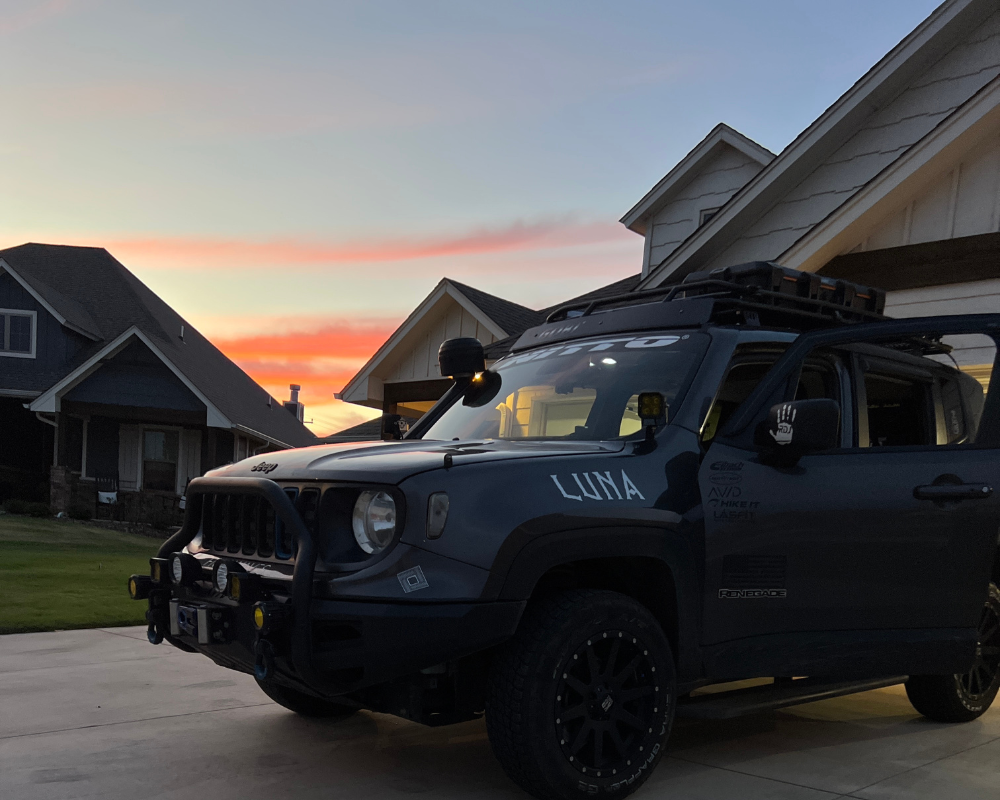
[{"x1": 155, "y1": 476, "x2": 329, "y2": 694}]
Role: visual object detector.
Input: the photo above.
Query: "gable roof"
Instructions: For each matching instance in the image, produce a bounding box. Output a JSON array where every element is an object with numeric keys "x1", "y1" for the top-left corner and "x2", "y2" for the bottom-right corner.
[
  {"x1": 3, "y1": 243, "x2": 315, "y2": 448},
  {"x1": 640, "y1": 0, "x2": 998, "y2": 287},
  {"x1": 620, "y1": 123, "x2": 775, "y2": 235},
  {"x1": 448, "y1": 279, "x2": 544, "y2": 335}
]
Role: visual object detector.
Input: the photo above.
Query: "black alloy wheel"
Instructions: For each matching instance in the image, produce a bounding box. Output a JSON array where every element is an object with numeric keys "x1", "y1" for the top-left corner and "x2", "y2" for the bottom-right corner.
[
  {"x1": 959, "y1": 592, "x2": 1000, "y2": 700},
  {"x1": 906, "y1": 582, "x2": 1000, "y2": 723},
  {"x1": 555, "y1": 630, "x2": 661, "y2": 778},
  {"x1": 487, "y1": 589, "x2": 676, "y2": 800}
]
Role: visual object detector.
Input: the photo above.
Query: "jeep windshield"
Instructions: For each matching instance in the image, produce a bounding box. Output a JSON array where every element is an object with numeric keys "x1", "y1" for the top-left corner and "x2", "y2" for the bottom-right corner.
[{"x1": 421, "y1": 332, "x2": 709, "y2": 441}]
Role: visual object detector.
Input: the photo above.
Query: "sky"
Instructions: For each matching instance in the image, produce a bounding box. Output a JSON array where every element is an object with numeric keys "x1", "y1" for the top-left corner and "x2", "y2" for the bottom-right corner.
[{"x1": 1, "y1": 0, "x2": 943, "y2": 435}]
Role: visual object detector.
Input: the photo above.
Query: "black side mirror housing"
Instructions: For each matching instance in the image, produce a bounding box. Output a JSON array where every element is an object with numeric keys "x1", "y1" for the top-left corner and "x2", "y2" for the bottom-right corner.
[
  {"x1": 381, "y1": 414, "x2": 409, "y2": 441},
  {"x1": 754, "y1": 399, "x2": 840, "y2": 465},
  {"x1": 438, "y1": 337, "x2": 485, "y2": 380}
]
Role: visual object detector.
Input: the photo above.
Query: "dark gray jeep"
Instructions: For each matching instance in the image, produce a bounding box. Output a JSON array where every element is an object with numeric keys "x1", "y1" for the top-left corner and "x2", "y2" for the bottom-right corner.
[{"x1": 130, "y1": 262, "x2": 1000, "y2": 800}]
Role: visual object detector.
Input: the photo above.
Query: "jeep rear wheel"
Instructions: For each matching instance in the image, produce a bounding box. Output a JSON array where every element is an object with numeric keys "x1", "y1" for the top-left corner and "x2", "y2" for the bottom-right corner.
[
  {"x1": 255, "y1": 678, "x2": 358, "y2": 720},
  {"x1": 906, "y1": 583, "x2": 1000, "y2": 723},
  {"x1": 486, "y1": 589, "x2": 676, "y2": 800}
]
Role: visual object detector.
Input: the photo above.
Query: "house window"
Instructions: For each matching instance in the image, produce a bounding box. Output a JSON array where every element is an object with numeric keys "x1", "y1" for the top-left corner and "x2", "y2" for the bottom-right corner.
[
  {"x1": 0, "y1": 309, "x2": 36, "y2": 358},
  {"x1": 143, "y1": 430, "x2": 179, "y2": 492},
  {"x1": 699, "y1": 207, "x2": 721, "y2": 227}
]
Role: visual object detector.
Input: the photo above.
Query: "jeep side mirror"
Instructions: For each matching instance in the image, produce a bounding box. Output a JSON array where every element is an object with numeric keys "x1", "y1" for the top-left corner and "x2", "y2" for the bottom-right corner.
[
  {"x1": 381, "y1": 414, "x2": 409, "y2": 441},
  {"x1": 754, "y1": 399, "x2": 840, "y2": 464},
  {"x1": 438, "y1": 337, "x2": 485, "y2": 380}
]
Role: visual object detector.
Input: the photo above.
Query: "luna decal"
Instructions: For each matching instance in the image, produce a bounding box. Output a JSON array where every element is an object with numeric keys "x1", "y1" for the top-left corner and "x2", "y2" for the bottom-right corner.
[{"x1": 551, "y1": 470, "x2": 644, "y2": 502}]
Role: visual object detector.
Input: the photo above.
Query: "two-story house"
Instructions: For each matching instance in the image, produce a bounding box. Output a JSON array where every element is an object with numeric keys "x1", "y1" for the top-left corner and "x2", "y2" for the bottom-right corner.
[{"x1": 0, "y1": 243, "x2": 315, "y2": 514}]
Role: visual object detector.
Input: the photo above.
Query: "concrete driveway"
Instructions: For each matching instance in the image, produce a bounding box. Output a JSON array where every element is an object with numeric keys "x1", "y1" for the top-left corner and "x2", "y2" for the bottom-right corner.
[{"x1": 1, "y1": 627, "x2": 999, "y2": 800}]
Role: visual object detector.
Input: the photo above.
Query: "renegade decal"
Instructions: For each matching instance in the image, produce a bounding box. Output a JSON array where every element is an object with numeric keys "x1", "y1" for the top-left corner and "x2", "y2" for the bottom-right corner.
[
  {"x1": 719, "y1": 588, "x2": 786, "y2": 599},
  {"x1": 550, "y1": 470, "x2": 645, "y2": 502},
  {"x1": 771, "y1": 404, "x2": 796, "y2": 445}
]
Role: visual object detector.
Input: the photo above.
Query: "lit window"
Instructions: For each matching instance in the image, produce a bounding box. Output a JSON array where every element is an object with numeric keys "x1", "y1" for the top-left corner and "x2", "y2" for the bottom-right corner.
[{"x1": 0, "y1": 310, "x2": 35, "y2": 357}]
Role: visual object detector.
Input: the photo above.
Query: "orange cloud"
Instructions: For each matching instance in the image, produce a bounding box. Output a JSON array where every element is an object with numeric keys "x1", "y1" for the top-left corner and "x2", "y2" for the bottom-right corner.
[
  {"x1": 213, "y1": 321, "x2": 398, "y2": 362},
  {"x1": 91, "y1": 218, "x2": 631, "y2": 270}
]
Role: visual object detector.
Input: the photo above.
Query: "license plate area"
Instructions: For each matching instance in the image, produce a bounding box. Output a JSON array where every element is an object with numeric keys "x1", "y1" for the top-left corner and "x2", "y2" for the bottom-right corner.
[{"x1": 169, "y1": 600, "x2": 233, "y2": 646}]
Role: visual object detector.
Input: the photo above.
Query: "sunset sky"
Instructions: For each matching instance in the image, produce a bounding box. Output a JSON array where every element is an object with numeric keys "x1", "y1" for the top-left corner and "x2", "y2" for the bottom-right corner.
[{"x1": 1, "y1": 0, "x2": 941, "y2": 434}]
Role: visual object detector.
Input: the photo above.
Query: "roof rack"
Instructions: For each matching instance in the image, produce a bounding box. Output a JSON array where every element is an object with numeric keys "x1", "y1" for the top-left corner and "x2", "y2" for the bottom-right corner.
[{"x1": 545, "y1": 262, "x2": 887, "y2": 329}]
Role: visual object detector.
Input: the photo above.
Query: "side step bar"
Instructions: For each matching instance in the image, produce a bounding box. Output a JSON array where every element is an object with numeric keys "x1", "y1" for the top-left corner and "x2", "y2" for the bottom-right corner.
[{"x1": 676, "y1": 676, "x2": 907, "y2": 720}]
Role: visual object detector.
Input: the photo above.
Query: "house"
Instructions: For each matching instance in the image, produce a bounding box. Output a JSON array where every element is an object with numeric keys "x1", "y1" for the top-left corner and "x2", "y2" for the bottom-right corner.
[
  {"x1": 0, "y1": 243, "x2": 315, "y2": 513},
  {"x1": 337, "y1": 0, "x2": 1000, "y2": 428}
]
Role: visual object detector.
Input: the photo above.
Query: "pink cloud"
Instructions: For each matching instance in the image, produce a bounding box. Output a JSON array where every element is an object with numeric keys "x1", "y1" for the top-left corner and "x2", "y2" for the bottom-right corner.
[{"x1": 82, "y1": 217, "x2": 634, "y2": 270}]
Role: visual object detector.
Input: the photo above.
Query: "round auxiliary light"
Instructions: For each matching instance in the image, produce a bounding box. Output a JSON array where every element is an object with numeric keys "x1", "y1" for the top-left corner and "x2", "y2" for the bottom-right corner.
[
  {"x1": 352, "y1": 490, "x2": 397, "y2": 555},
  {"x1": 230, "y1": 575, "x2": 242, "y2": 602},
  {"x1": 253, "y1": 605, "x2": 265, "y2": 630},
  {"x1": 213, "y1": 561, "x2": 229, "y2": 594},
  {"x1": 171, "y1": 554, "x2": 184, "y2": 584}
]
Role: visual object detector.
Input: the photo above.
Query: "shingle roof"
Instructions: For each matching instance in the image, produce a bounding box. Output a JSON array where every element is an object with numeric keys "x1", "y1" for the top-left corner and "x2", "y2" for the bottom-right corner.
[
  {"x1": 447, "y1": 279, "x2": 545, "y2": 336},
  {"x1": 1, "y1": 243, "x2": 315, "y2": 448},
  {"x1": 321, "y1": 417, "x2": 383, "y2": 442}
]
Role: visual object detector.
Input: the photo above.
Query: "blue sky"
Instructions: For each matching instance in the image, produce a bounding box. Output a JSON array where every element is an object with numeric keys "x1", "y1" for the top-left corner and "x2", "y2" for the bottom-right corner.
[{"x1": 0, "y1": 0, "x2": 943, "y2": 431}]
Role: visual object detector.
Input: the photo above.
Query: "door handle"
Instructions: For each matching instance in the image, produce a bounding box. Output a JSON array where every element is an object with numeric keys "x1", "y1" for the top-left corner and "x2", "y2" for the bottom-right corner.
[{"x1": 913, "y1": 483, "x2": 993, "y2": 501}]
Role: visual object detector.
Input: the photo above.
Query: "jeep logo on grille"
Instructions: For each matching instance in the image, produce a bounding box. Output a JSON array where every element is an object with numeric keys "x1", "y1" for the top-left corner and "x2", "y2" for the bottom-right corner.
[{"x1": 251, "y1": 461, "x2": 278, "y2": 474}]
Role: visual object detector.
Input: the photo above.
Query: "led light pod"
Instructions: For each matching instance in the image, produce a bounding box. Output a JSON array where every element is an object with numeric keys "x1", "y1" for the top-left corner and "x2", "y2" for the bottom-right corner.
[
  {"x1": 128, "y1": 574, "x2": 152, "y2": 600},
  {"x1": 170, "y1": 552, "x2": 202, "y2": 586}
]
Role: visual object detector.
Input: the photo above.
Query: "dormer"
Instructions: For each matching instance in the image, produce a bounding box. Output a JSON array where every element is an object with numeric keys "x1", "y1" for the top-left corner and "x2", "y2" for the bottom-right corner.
[{"x1": 620, "y1": 123, "x2": 774, "y2": 277}]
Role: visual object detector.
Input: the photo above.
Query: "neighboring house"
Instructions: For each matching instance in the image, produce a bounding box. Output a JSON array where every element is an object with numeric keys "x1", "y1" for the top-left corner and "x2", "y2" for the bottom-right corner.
[
  {"x1": 336, "y1": 274, "x2": 640, "y2": 418},
  {"x1": 0, "y1": 243, "x2": 315, "y2": 512},
  {"x1": 337, "y1": 0, "x2": 1000, "y2": 431},
  {"x1": 320, "y1": 418, "x2": 383, "y2": 443}
]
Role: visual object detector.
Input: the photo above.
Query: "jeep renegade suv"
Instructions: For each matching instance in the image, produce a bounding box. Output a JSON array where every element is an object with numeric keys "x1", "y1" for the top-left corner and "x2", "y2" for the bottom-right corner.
[{"x1": 130, "y1": 262, "x2": 1000, "y2": 800}]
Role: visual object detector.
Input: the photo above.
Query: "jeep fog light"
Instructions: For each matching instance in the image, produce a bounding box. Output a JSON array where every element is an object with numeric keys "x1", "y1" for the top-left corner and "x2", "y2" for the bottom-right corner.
[
  {"x1": 352, "y1": 490, "x2": 397, "y2": 554},
  {"x1": 128, "y1": 574, "x2": 152, "y2": 600},
  {"x1": 426, "y1": 492, "x2": 449, "y2": 539},
  {"x1": 215, "y1": 560, "x2": 229, "y2": 593},
  {"x1": 170, "y1": 552, "x2": 202, "y2": 586}
]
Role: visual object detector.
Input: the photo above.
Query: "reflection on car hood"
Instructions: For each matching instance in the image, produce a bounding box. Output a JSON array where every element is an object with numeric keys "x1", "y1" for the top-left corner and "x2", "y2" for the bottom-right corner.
[{"x1": 206, "y1": 438, "x2": 625, "y2": 484}]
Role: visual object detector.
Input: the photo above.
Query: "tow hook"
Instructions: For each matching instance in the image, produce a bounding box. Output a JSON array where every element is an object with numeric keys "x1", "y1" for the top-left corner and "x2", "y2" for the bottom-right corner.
[
  {"x1": 146, "y1": 623, "x2": 164, "y2": 645},
  {"x1": 254, "y1": 639, "x2": 276, "y2": 681}
]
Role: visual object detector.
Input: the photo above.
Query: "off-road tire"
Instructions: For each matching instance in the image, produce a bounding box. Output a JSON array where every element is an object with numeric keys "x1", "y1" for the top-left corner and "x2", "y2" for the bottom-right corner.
[
  {"x1": 255, "y1": 678, "x2": 358, "y2": 720},
  {"x1": 906, "y1": 583, "x2": 1000, "y2": 723},
  {"x1": 486, "y1": 589, "x2": 676, "y2": 800}
]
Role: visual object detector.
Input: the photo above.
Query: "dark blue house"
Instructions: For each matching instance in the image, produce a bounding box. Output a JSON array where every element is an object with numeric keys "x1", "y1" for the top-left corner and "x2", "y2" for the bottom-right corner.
[{"x1": 0, "y1": 243, "x2": 316, "y2": 512}]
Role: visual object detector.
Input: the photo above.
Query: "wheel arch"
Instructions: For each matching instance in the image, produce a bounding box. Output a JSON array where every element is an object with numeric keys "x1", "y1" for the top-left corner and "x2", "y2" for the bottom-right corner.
[{"x1": 490, "y1": 525, "x2": 703, "y2": 683}]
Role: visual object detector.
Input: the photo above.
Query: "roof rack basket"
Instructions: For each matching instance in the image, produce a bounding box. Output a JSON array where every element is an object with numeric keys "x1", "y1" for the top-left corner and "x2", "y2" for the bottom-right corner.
[{"x1": 546, "y1": 261, "x2": 887, "y2": 329}]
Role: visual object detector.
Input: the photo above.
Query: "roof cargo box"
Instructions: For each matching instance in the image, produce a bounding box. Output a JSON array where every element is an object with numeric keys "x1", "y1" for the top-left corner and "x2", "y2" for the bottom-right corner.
[{"x1": 684, "y1": 262, "x2": 885, "y2": 316}]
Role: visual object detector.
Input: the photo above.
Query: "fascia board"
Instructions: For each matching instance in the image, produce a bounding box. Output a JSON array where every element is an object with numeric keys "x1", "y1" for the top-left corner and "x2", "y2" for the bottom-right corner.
[
  {"x1": 639, "y1": 0, "x2": 987, "y2": 288},
  {"x1": 0, "y1": 258, "x2": 101, "y2": 341},
  {"x1": 29, "y1": 326, "x2": 232, "y2": 429},
  {"x1": 231, "y1": 423, "x2": 297, "y2": 451},
  {"x1": 442, "y1": 282, "x2": 510, "y2": 340},
  {"x1": 339, "y1": 280, "x2": 451, "y2": 401},
  {"x1": 620, "y1": 124, "x2": 775, "y2": 232},
  {"x1": 782, "y1": 76, "x2": 1000, "y2": 272}
]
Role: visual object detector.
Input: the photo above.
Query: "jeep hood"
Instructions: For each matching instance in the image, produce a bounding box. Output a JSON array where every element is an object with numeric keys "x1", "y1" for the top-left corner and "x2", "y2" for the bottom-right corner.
[{"x1": 208, "y1": 439, "x2": 625, "y2": 484}]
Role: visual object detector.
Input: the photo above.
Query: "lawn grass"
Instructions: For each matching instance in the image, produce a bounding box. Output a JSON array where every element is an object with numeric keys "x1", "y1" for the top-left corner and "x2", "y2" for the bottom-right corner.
[{"x1": 0, "y1": 515, "x2": 164, "y2": 634}]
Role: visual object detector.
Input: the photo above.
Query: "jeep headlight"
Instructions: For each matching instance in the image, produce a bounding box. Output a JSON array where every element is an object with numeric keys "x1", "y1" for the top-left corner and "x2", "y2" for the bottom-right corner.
[{"x1": 352, "y1": 490, "x2": 397, "y2": 554}]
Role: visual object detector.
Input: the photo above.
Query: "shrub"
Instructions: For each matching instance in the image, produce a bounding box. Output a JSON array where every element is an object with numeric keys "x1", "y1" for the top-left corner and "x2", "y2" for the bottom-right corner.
[
  {"x1": 2, "y1": 498, "x2": 51, "y2": 517},
  {"x1": 68, "y1": 504, "x2": 93, "y2": 521}
]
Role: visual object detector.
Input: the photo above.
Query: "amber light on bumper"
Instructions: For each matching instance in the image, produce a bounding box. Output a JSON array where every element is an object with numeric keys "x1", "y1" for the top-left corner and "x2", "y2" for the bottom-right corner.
[
  {"x1": 127, "y1": 574, "x2": 152, "y2": 600},
  {"x1": 253, "y1": 602, "x2": 289, "y2": 635}
]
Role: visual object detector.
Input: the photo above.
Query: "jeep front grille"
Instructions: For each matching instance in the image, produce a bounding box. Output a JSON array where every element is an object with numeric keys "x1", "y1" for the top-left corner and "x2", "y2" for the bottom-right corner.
[{"x1": 199, "y1": 487, "x2": 320, "y2": 561}]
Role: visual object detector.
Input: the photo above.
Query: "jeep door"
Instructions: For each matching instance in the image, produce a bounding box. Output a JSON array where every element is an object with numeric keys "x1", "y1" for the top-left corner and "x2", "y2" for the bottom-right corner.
[{"x1": 698, "y1": 316, "x2": 1000, "y2": 677}]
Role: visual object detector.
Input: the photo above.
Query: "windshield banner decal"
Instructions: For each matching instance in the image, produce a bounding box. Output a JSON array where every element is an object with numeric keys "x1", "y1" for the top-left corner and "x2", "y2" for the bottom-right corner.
[{"x1": 503, "y1": 335, "x2": 683, "y2": 368}]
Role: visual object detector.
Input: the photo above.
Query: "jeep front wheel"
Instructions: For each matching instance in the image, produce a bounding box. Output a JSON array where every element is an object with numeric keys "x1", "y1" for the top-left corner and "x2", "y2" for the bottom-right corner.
[
  {"x1": 906, "y1": 582, "x2": 1000, "y2": 723},
  {"x1": 255, "y1": 678, "x2": 358, "y2": 720},
  {"x1": 486, "y1": 589, "x2": 676, "y2": 800}
]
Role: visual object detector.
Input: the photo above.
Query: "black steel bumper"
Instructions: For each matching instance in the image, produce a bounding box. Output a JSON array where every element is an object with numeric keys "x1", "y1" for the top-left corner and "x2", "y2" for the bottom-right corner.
[{"x1": 147, "y1": 476, "x2": 524, "y2": 697}]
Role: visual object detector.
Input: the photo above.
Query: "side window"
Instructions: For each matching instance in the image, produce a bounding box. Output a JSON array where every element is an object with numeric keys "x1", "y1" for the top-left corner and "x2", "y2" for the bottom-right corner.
[
  {"x1": 860, "y1": 369, "x2": 934, "y2": 447},
  {"x1": 853, "y1": 333, "x2": 995, "y2": 449},
  {"x1": 702, "y1": 350, "x2": 842, "y2": 445}
]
